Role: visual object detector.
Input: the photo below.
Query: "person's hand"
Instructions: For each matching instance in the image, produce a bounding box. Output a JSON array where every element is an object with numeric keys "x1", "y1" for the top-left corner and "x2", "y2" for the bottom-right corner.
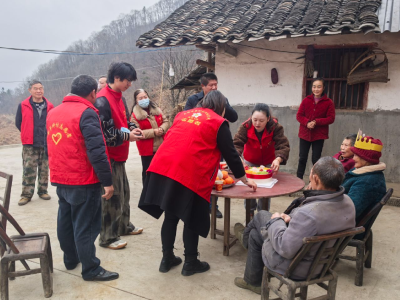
[
  {"x1": 154, "y1": 128, "x2": 163, "y2": 137},
  {"x1": 240, "y1": 177, "x2": 257, "y2": 191},
  {"x1": 307, "y1": 121, "x2": 315, "y2": 129},
  {"x1": 271, "y1": 212, "x2": 281, "y2": 219},
  {"x1": 271, "y1": 158, "x2": 281, "y2": 173},
  {"x1": 102, "y1": 186, "x2": 114, "y2": 200},
  {"x1": 129, "y1": 128, "x2": 143, "y2": 141},
  {"x1": 280, "y1": 213, "x2": 291, "y2": 223}
]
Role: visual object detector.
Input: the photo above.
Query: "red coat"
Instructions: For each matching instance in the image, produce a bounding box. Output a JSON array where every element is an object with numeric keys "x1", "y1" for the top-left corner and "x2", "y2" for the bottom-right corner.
[
  {"x1": 333, "y1": 152, "x2": 355, "y2": 173},
  {"x1": 47, "y1": 95, "x2": 108, "y2": 185},
  {"x1": 131, "y1": 112, "x2": 163, "y2": 156},
  {"x1": 296, "y1": 94, "x2": 335, "y2": 142},
  {"x1": 243, "y1": 121, "x2": 276, "y2": 166},
  {"x1": 96, "y1": 86, "x2": 129, "y2": 162},
  {"x1": 147, "y1": 108, "x2": 225, "y2": 202},
  {"x1": 20, "y1": 96, "x2": 54, "y2": 145}
]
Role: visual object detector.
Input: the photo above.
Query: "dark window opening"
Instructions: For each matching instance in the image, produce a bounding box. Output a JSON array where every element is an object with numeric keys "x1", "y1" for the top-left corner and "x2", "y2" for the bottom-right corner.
[{"x1": 304, "y1": 47, "x2": 369, "y2": 110}]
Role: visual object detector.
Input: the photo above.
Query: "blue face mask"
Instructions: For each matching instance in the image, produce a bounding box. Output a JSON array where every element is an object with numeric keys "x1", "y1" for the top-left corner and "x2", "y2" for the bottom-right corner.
[{"x1": 138, "y1": 98, "x2": 150, "y2": 108}]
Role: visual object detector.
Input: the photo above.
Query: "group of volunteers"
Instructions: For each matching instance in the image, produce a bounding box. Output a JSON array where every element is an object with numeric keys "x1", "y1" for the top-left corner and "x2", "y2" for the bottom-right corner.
[{"x1": 15, "y1": 62, "x2": 387, "y2": 290}]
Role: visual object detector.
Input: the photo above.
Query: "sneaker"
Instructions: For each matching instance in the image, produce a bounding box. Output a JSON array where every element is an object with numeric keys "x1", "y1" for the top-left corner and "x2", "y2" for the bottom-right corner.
[
  {"x1": 128, "y1": 227, "x2": 143, "y2": 235},
  {"x1": 18, "y1": 198, "x2": 31, "y2": 206},
  {"x1": 103, "y1": 240, "x2": 127, "y2": 250},
  {"x1": 234, "y1": 223, "x2": 246, "y2": 249},
  {"x1": 234, "y1": 277, "x2": 261, "y2": 295},
  {"x1": 39, "y1": 194, "x2": 51, "y2": 200}
]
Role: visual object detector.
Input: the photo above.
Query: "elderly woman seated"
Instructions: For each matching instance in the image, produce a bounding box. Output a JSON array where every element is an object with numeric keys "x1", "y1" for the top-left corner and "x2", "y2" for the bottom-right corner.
[
  {"x1": 333, "y1": 134, "x2": 357, "y2": 173},
  {"x1": 233, "y1": 157, "x2": 356, "y2": 295},
  {"x1": 342, "y1": 132, "x2": 386, "y2": 221}
]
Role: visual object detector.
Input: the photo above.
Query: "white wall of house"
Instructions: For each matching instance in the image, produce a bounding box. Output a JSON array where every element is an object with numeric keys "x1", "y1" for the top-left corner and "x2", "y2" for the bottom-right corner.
[{"x1": 216, "y1": 31, "x2": 400, "y2": 111}]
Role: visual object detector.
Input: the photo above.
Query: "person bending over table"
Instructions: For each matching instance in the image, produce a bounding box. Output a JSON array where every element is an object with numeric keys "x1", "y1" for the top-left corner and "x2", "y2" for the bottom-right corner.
[
  {"x1": 233, "y1": 157, "x2": 355, "y2": 295},
  {"x1": 233, "y1": 103, "x2": 290, "y2": 215},
  {"x1": 138, "y1": 90, "x2": 257, "y2": 276}
]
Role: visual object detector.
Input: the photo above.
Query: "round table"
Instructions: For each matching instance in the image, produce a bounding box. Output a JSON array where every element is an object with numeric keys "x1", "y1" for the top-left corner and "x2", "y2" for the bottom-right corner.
[{"x1": 210, "y1": 172, "x2": 305, "y2": 256}]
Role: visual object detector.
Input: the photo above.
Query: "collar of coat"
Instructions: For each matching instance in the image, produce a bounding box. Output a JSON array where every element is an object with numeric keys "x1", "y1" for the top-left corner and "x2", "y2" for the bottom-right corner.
[
  {"x1": 133, "y1": 103, "x2": 162, "y2": 121},
  {"x1": 242, "y1": 117, "x2": 278, "y2": 133},
  {"x1": 300, "y1": 186, "x2": 346, "y2": 207},
  {"x1": 350, "y1": 162, "x2": 386, "y2": 175}
]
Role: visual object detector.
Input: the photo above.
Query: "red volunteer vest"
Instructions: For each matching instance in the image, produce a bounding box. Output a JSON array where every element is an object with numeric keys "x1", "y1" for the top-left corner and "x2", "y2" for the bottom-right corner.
[
  {"x1": 47, "y1": 95, "x2": 109, "y2": 185},
  {"x1": 243, "y1": 120, "x2": 276, "y2": 166},
  {"x1": 148, "y1": 108, "x2": 225, "y2": 202},
  {"x1": 96, "y1": 86, "x2": 129, "y2": 162},
  {"x1": 20, "y1": 96, "x2": 54, "y2": 145},
  {"x1": 131, "y1": 111, "x2": 163, "y2": 156}
]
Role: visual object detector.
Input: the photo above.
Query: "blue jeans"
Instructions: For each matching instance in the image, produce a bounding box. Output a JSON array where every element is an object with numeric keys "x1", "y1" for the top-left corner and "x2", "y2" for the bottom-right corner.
[{"x1": 57, "y1": 185, "x2": 104, "y2": 280}]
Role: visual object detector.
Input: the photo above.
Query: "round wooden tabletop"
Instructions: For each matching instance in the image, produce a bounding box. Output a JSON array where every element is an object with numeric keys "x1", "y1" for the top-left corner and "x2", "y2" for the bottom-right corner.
[{"x1": 211, "y1": 172, "x2": 305, "y2": 199}]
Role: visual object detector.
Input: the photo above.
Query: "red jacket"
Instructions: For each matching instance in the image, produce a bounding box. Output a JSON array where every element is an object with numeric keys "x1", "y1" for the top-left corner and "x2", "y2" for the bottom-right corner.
[
  {"x1": 96, "y1": 86, "x2": 129, "y2": 162},
  {"x1": 296, "y1": 94, "x2": 335, "y2": 142},
  {"x1": 47, "y1": 95, "x2": 108, "y2": 185},
  {"x1": 333, "y1": 152, "x2": 355, "y2": 173},
  {"x1": 243, "y1": 121, "x2": 276, "y2": 166},
  {"x1": 131, "y1": 112, "x2": 163, "y2": 156},
  {"x1": 147, "y1": 108, "x2": 225, "y2": 202},
  {"x1": 20, "y1": 96, "x2": 54, "y2": 145}
]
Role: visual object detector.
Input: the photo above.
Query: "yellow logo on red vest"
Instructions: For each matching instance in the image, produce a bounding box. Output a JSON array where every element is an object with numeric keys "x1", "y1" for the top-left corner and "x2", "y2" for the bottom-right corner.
[
  {"x1": 48, "y1": 122, "x2": 72, "y2": 145},
  {"x1": 181, "y1": 109, "x2": 212, "y2": 126}
]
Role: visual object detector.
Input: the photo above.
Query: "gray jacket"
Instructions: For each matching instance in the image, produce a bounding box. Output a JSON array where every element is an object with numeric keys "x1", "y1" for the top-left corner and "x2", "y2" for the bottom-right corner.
[{"x1": 262, "y1": 187, "x2": 355, "y2": 280}]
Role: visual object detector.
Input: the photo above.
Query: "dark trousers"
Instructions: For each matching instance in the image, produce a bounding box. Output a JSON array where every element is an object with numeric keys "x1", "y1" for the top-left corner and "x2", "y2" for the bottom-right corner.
[
  {"x1": 141, "y1": 155, "x2": 154, "y2": 185},
  {"x1": 296, "y1": 138, "x2": 325, "y2": 179},
  {"x1": 161, "y1": 211, "x2": 199, "y2": 257},
  {"x1": 242, "y1": 211, "x2": 272, "y2": 286},
  {"x1": 56, "y1": 185, "x2": 103, "y2": 280}
]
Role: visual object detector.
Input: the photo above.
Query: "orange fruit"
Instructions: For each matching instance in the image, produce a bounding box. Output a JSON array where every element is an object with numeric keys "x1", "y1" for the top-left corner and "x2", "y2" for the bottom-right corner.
[
  {"x1": 222, "y1": 171, "x2": 229, "y2": 179},
  {"x1": 216, "y1": 177, "x2": 221, "y2": 181},
  {"x1": 224, "y1": 177, "x2": 234, "y2": 184}
]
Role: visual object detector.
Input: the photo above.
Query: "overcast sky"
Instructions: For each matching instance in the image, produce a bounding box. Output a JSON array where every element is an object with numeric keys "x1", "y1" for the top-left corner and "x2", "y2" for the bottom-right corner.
[{"x1": 0, "y1": 0, "x2": 160, "y2": 90}]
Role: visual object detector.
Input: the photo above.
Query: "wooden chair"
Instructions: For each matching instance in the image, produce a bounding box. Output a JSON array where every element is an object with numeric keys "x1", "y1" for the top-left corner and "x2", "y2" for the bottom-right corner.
[
  {"x1": 0, "y1": 172, "x2": 12, "y2": 233},
  {"x1": 0, "y1": 203, "x2": 53, "y2": 300},
  {"x1": 338, "y1": 188, "x2": 393, "y2": 286},
  {"x1": 261, "y1": 227, "x2": 365, "y2": 300}
]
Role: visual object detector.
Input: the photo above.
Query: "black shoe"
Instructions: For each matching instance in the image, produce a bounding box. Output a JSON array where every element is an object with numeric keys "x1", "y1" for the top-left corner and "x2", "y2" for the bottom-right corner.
[
  {"x1": 65, "y1": 263, "x2": 79, "y2": 270},
  {"x1": 159, "y1": 250, "x2": 182, "y2": 273},
  {"x1": 181, "y1": 259, "x2": 210, "y2": 276},
  {"x1": 209, "y1": 208, "x2": 223, "y2": 218},
  {"x1": 84, "y1": 269, "x2": 119, "y2": 281}
]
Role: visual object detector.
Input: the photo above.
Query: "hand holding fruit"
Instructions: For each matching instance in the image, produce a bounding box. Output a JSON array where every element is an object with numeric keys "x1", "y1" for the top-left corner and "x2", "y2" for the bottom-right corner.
[{"x1": 271, "y1": 157, "x2": 282, "y2": 173}]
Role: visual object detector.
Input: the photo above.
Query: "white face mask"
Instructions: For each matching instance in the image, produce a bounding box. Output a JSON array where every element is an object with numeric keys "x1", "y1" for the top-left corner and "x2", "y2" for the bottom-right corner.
[{"x1": 138, "y1": 98, "x2": 150, "y2": 108}]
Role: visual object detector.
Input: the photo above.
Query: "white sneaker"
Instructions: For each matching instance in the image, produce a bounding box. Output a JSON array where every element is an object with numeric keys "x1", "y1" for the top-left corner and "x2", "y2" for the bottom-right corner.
[
  {"x1": 128, "y1": 227, "x2": 143, "y2": 235},
  {"x1": 107, "y1": 240, "x2": 127, "y2": 250}
]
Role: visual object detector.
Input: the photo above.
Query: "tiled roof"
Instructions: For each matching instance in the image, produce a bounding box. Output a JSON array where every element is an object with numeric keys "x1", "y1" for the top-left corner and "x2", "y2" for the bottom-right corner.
[{"x1": 137, "y1": 0, "x2": 383, "y2": 48}]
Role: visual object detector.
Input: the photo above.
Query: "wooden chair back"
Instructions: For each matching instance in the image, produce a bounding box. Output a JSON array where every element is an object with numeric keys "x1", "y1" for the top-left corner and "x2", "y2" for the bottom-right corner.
[
  {"x1": 0, "y1": 172, "x2": 13, "y2": 231},
  {"x1": 284, "y1": 226, "x2": 365, "y2": 281},
  {"x1": 356, "y1": 188, "x2": 393, "y2": 233}
]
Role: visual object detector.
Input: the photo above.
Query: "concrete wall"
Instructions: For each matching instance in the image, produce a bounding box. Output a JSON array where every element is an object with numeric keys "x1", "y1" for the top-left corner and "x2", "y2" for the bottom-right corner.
[
  {"x1": 215, "y1": 31, "x2": 400, "y2": 182},
  {"x1": 229, "y1": 106, "x2": 400, "y2": 183}
]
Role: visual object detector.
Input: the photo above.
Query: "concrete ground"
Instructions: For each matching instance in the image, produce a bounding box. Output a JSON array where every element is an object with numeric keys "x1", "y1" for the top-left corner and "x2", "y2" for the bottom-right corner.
[{"x1": 0, "y1": 145, "x2": 399, "y2": 300}]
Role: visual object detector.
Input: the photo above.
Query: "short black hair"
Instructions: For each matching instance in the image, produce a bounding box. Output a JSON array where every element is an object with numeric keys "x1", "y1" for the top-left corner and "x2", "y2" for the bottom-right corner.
[
  {"x1": 312, "y1": 77, "x2": 325, "y2": 87},
  {"x1": 198, "y1": 90, "x2": 226, "y2": 116},
  {"x1": 71, "y1": 75, "x2": 98, "y2": 97},
  {"x1": 200, "y1": 72, "x2": 218, "y2": 86},
  {"x1": 29, "y1": 80, "x2": 43, "y2": 89},
  {"x1": 107, "y1": 62, "x2": 137, "y2": 84},
  {"x1": 312, "y1": 157, "x2": 345, "y2": 190},
  {"x1": 252, "y1": 103, "x2": 271, "y2": 118},
  {"x1": 345, "y1": 134, "x2": 357, "y2": 146}
]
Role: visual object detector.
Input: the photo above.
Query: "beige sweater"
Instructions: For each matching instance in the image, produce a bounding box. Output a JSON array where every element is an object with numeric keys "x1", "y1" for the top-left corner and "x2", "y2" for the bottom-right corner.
[{"x1": 130, "y1": 104, "x2": 169, "y2": 154}]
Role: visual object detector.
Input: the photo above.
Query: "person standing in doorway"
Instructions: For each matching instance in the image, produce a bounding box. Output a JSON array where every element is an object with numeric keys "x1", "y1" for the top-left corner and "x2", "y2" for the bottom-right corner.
[
  {"x1": 95, "y1": 62, "x2": 144, "y2": 250},
  {"x1": 15, "y1": 80, "x2": 54, "y2": 206},
  {"x1": 296, "y1": 78, "x2": 335, "y2": 179}
]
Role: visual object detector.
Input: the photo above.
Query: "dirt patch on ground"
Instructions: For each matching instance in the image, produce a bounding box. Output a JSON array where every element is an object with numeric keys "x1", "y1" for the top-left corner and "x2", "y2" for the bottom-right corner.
[{"x1": 0, "y1": 115, "x2": 21, "y2": 146}]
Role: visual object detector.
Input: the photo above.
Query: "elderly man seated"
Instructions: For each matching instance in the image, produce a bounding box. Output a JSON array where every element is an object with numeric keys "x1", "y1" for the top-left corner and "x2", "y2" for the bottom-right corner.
[{"x1": 233, "y1": 157, "x2": 356, "y2": 295}]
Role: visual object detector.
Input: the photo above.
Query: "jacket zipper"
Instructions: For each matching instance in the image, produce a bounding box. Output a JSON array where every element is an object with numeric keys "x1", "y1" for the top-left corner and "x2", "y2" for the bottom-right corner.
[{"x1": 210, "y1": 166, "x2": 217, "y2": 182}]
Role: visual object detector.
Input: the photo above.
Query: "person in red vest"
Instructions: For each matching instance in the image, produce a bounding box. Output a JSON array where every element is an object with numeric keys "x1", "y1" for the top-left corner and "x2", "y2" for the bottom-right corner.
[
  {"x1": 46, "y1": 75, "x2": 118, "y2": 281},
  {"x1": 130, "y1": 89, "x2": 169, "y2": 184},
  {"x1": 95, "y1": 62, "x2": 144, "y2": 250},
  {"x1": 139, "y1": 90, "x2": 257, "y2": 276},
  {"x1": 233, "y1": 103, "x2": 290, "y2": 215},
  {"x1": 296, "y1": 78, "x2": 335, "y2": 179},
  {"x1": 15, "y1": 80, "x2": 54, "y2": 206}
]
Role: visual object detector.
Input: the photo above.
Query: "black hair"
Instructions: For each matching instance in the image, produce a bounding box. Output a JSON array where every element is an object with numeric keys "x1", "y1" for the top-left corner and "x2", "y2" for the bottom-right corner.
[
  {"x1": 312, "y1": 77, "x2": 325, "y2": 87},
  {"x1": 200, "y1": 72, "x2": 218, "y2": 86},
  {"x1": 345, "y1": 134, "x2": 357, "y2": 146},
  {"x1": 198, "y1": 90, "x2": 226, "y2": 116},
  {"x1": 132, "y1": 88, "x2": 156, "y2": 112},
  {"x1": 312, "y1": 157, "x2": 345, "y2": 190},
  {"x1": 252, "y1": 103, "x2": 271, "y2": 118},
  {"x1": 70, "y1": 75, "x2": 98, "y2": 97},
  {"x1": 29, "y1": 80, "x2": 43, "y2": 89},
  {"x1": 107, "y1": 62, "x2": 137, "y2": 84}
]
